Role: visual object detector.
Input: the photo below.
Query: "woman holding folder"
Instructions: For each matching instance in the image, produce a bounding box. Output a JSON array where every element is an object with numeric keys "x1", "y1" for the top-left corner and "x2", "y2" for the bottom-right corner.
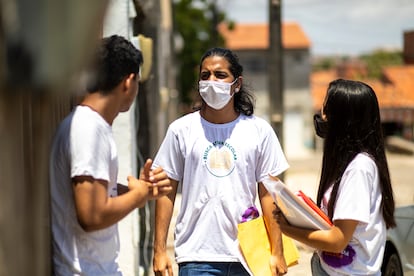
[{"x1": 275, "y1": 79, "x2": 396, "y2": 276}]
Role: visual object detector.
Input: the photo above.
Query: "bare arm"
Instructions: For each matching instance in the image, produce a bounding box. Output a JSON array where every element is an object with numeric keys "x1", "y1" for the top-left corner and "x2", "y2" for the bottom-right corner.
[
  {"x1": 73, "y1": 159, "x2": 172, "y2": 232},
  {"x1": 259, "y1": 182, "x2": 287, "y2": 276},
  {"x1": 275, "y1": 210, "x2": 358, "y2": 253},
  {"x1": 153, "y1": 178, "x2": 179, "y2": 276}
]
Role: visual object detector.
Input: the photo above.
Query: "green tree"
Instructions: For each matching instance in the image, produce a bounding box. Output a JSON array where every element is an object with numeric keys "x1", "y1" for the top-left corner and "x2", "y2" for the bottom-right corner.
[
  {"x1": 312, "y1": 56, "x2": 338, "y2": 72},
  {"x1": 360, "y1": 50, "x2": 403, "y2": 79},
  {"x1": 173, "y1": 0, "x2": 232, "y2": 110}
]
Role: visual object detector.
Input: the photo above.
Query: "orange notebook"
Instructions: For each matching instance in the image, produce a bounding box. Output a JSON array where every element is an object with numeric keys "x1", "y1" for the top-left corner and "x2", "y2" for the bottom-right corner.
[{"x1": 296, "y1": 190, "x2": 333, "y2": 227}]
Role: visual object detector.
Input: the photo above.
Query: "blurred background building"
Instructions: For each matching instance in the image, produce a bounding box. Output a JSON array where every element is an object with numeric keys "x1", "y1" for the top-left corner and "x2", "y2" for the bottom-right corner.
[{"x1": 219, "y1": 22, "x2": 314, "y2": 157}]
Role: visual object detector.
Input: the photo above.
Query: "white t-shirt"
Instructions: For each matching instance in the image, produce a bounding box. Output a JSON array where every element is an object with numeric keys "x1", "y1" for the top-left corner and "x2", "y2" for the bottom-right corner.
[
  {"x1": 50, "y1": 105, "x2": 121, "y2": 275},
  {"x1": 153, "y1": 111, "x2": 289, "y2": 265},
  {"x1": 318, "y1": 153, "x2": 386, "y2": 276}
]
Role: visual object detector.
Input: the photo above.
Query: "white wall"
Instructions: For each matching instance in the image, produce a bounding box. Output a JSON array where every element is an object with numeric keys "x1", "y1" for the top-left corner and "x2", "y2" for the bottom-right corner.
[
  {"x1": 103, "y1": 0, "x2": 141, "y2": 275},
  {"x1": 253, "y1": 87, "x2": 313, "y2": 159}
]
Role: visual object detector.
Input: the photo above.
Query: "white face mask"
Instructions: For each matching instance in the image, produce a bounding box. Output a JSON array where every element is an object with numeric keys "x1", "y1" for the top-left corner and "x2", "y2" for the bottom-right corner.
[{"x1": 199, "y1": 79, "x2": 238, "y2": 110}]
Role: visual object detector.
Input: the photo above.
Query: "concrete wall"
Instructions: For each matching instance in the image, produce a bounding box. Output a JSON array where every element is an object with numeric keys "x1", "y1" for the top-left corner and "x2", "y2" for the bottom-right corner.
[
  {"x1": 233, "y1": 48, "x2": 314, "y2": 156},
  {"x1": 283, "y1": 48, "x2": 311, "y2": 89},
  {"x1": 0, "y1": 1, "x2": 108, "y2": 275},
  {"x1": 103, "y1": 0, "x2": 141, "y2": 274}
]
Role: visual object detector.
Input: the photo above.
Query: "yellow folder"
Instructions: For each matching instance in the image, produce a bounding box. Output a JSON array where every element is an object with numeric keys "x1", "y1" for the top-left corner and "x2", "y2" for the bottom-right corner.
[{"x1": 238, "y1": 216, "x2": 300, "y2": 275}]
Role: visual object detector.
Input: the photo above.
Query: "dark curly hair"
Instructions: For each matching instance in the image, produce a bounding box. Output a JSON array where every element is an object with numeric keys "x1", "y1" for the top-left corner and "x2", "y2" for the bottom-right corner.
[{"x1": 86, "y1": 35, "x2": 143, "y2": 94}]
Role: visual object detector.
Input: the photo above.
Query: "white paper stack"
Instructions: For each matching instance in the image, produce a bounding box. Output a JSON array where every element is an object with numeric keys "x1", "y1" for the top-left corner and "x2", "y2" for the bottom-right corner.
[{"x1": 262, "y1": 176, "x2": 332, "y2": 230}]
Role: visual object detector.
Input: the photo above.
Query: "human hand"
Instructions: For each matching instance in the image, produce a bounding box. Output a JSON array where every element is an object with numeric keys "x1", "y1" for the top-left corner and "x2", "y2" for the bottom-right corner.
[
  {"x1": 141, "y1": 158, "x2": 158, "y2": 196},
  {"x1": 153, "y1": 251, "x2": 174, "y2": 276},
  {"x1": 270, "y1": 254, "x2": 287, "y2": 276},
  {"x1": 126, "y1": 174, "x2": 172, "y2": 208},
  {"x1": 139, "y1": 159, "x2": 172, "y2": 199}
]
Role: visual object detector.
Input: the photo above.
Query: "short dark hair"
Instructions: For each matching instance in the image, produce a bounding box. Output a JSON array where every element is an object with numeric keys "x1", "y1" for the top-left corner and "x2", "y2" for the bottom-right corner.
[
  {"x1": 86, "y1": 35, "x2": 143, "y2": 93},
  {"x1": 199, "y1": 47, "x2": 255, "y2": 116}
]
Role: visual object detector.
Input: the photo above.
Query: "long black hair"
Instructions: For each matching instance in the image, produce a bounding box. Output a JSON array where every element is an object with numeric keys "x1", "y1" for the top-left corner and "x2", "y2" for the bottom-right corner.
[
  {"x1": 316, "y1": 79, "x2": 396, "y2": 229},
  {"x1": 197, "y1": 47, "x2": 255, "y2": 116}
]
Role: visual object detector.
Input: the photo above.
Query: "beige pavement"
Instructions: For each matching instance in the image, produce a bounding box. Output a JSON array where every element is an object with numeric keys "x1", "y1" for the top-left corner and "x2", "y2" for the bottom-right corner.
[{"x1": 165, "y1": 149, "x2": 414, "y2": 275}]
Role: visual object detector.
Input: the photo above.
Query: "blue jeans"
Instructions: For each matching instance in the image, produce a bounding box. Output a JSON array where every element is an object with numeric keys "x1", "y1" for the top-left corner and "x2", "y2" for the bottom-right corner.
[
  {"x1": 311, "y1": 252, "x2": 330, "y2": 276},
  {"x1": 179, "y1": 262, "x2": 250, "y2": 276}
]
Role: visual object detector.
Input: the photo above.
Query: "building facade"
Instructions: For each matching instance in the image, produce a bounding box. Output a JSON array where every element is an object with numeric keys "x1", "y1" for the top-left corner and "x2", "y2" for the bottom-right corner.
[{"x1": 220, "y1": 22, "x2": 314, "y2": 157}]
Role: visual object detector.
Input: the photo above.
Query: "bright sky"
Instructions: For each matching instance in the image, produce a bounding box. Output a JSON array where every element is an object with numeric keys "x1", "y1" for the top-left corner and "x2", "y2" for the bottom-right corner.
[{"x1": 218, "y1": 0, "x2": 414, "y2": 56}]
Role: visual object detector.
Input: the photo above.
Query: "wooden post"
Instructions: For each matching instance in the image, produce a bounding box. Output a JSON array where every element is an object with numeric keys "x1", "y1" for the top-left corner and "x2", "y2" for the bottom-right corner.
[
  {"x1": 0, "y1": 88, "x2": 71, "y2": 276},
  {"x1": 268, "y1": 0, "x2": 285, "y2": 178}
]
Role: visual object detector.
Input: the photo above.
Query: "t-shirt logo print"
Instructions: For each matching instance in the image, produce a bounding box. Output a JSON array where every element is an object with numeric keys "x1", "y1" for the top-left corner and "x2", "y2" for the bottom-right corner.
[{"x1": 203, "y1": 140, "x2": 237, "y2": 177}]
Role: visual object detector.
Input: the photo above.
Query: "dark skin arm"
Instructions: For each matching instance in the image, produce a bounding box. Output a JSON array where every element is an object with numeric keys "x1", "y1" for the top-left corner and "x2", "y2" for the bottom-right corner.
[
  {"x1": 153, "y1": 178, "x2": 179, "y2": 276},
  {"x1": 259, "y1": 182, "x2": 288, "y2": 276},
  {"x1": 274, "y1": 208, "x2": 358, "y2": 253},
  {"x1": 73, "y1": 159, "x2": 172, "y2": 232}
]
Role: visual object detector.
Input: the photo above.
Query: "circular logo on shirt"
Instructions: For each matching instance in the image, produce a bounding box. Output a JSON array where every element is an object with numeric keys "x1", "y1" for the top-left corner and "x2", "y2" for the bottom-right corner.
[{"x1": 203, "y1": 141, "x2": 237, "y2": 177}]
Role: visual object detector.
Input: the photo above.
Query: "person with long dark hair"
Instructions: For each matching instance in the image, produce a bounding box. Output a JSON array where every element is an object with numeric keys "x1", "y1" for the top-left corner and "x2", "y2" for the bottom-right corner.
[
  {"x1": 152, "y1": 47, "x2": 289, "y2": 275},
  {"x1": 275, "y1": 79, "x2": 396, "y2": 275}
]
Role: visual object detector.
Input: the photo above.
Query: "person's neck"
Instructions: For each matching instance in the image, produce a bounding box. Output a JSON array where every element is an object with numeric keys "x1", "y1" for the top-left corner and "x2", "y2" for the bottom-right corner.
[
  {"x1": 80, "y1": 92, "x2": 119, "y2": 125},
  {"x1": 200, "y1": 105, "x2": 239, "y2": 124}
]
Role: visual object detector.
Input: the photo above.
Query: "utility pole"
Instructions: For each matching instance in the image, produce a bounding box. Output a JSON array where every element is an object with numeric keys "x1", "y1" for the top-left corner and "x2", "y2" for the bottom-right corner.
[
  {"x1": 268, "y1": 0, "x2": 285, "y2": 178},
  {"x1": 210, "y1": 0, "x2": 219, "y2": 46}
]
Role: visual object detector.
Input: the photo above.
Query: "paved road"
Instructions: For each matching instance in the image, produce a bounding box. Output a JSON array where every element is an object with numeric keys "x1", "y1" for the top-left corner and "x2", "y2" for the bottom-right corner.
[{"x1": 165, "y1": 149, "x2": 414, "y2": 275}]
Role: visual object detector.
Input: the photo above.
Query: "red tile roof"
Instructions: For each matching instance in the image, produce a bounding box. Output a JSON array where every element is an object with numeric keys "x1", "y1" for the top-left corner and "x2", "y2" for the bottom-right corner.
[
  {"x1": 310, "y1": 70, "x2": 337, "y2": 110},
  {"x1": 311, "y1": 65, "x2": 414, "y2": 112},
  {"x1": 382, "y1": 65, "x2": 414, "y2": 107},
  {"x1": 218, "y1": 22, "x2": 311, "y2": 50}
]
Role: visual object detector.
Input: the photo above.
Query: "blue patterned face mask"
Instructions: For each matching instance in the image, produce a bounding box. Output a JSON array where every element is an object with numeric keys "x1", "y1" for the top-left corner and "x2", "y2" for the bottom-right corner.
[{"x1": 199, "y1": 78, "x2": 238, "y2": 110}]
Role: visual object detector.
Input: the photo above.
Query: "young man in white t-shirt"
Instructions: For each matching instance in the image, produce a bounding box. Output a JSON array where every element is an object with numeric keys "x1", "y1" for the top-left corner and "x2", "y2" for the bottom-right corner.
[
  {"x1": 152, "y1": 47, "x2": 289, "y2": 276},
  {"x1": 49, "y1": 35, "x2": 172, "y2": 275}
]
